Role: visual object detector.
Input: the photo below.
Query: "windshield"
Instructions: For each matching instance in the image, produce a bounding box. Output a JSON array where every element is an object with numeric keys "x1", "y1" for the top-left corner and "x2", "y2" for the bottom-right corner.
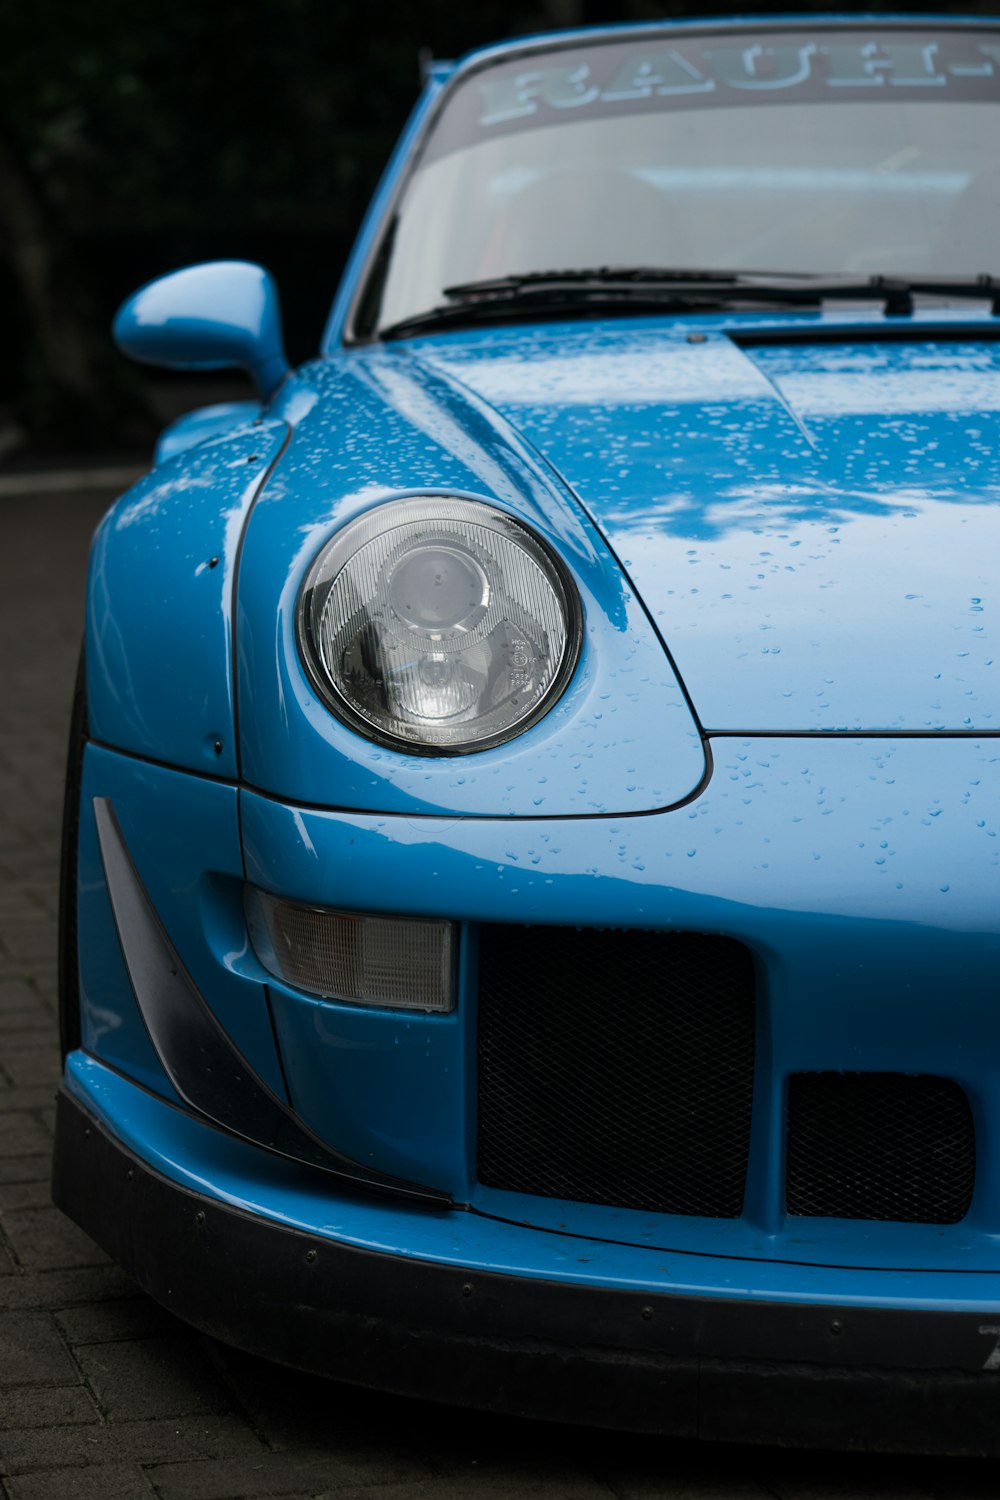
[{"x1": 372, "y1": 26, "x2": 1000, "y2": 333}]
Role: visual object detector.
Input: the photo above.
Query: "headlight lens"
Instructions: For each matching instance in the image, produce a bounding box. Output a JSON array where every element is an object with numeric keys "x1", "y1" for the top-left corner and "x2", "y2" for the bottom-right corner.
[{"x1": 298, "y1": 497, "x2": 581, "y2": 753}]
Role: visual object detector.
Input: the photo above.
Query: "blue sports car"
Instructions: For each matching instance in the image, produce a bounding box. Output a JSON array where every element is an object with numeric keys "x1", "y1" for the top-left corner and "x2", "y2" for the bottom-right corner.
[{"x1": 54, "y1": 17, "x2": 1000, "y2": 1451}]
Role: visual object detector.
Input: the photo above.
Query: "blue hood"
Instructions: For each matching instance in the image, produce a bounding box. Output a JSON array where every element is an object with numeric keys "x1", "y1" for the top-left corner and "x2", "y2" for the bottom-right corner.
[{"x1": 417, "y1": 320, "x2": 1000, "y2": 733}]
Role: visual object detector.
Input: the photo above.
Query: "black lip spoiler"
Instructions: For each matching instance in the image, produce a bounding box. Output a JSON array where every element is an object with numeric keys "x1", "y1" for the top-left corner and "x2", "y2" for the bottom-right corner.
[{"x1": 52, "y1": 1087, "x2": 1000, "y2": 1453}]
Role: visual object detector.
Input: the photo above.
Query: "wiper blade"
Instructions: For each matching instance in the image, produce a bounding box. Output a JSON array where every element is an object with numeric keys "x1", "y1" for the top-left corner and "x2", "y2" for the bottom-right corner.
[
  {"x1": 443, "y1": 266, "x2": 819, "y2": 296},
  {"x1": 445, "y1": 269, "x2": 1000, "y2": 317},
  {"x1": 378, "y1": 270, "x2": 1000, "y2": 340}
]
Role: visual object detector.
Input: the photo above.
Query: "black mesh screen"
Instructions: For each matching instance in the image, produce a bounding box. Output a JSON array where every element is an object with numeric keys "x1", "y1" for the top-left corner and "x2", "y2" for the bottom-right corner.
[
  {"x1": 786, "y1": 1072, "x2": 975, "y2": 1223},
  {"x1": 476, "y1": 926, "x2": 756, "y2": 1218}
]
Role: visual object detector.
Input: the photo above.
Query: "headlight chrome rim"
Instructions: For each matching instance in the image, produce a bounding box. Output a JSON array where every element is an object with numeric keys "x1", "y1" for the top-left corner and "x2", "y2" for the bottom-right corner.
[{"x1": 297, "y1": 496, "x2": 583, "y2": 755}]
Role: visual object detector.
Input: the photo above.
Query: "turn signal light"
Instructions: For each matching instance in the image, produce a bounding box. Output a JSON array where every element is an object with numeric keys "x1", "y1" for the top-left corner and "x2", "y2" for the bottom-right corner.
[{"x1": 245, "y1": 889, "x2": 455, "y2": 1012}]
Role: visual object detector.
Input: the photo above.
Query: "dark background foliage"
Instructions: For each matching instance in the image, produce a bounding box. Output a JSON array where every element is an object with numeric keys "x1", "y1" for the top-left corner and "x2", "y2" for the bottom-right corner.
[{"x1": 1, "y1": 0, "x2": 995, "y2": 456}]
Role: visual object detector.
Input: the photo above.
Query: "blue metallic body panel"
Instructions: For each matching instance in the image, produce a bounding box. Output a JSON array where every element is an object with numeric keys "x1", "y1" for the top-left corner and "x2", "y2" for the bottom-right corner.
[
  {"x1": 235, "y1": 352, "x2": 705, "y2": 816},
  {"x1": 154, "y1": 401, "x2": 262, "y2": 466},
  {"x1": 419, "y1": 320, "x2": 1000, "y2": 734},
  {"x1": 114, "y1": 261, "x2": 289, "y2": 397},
  {"x1": 86, "y1": 419, "x2": 287, "y2": 778},
  {"x1": 267, "y1": 984, "x2": 471, "y2": 1202}
]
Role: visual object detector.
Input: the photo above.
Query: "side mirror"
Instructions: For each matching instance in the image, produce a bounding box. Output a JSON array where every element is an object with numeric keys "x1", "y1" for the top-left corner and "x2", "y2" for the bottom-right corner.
[{"x1": 113, "y1": 261, "x2": 290, "y2": 398}]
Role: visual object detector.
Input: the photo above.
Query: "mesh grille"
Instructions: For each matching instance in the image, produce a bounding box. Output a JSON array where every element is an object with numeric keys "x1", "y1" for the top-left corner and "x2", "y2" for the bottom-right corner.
[
  {"x1": 786, "y1": 1072, "x2": 975, "y2": 1223},
  {"x1": 476, "y1": 926, "x2": 756, "y2": 1218}
]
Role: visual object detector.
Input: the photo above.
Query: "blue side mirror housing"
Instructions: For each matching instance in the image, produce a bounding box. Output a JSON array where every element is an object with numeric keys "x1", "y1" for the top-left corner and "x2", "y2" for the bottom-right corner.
[{"x1": 113, "y1": 261, "x2": 290, "y2": 398}]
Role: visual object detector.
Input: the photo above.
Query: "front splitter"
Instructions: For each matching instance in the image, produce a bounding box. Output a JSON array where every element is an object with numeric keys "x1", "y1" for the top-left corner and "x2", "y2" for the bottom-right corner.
[{"x1": 51, "y1": 1087, "x2": 1000, "y2": 1453}]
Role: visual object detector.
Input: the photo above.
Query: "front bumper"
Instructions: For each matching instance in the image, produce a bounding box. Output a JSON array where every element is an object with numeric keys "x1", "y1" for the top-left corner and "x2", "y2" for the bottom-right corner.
[
  {"x1": 53, "y1": 1084, "x2": 1000, "y2": 1452},
  {"x1": 65, "y1": 733, "x2": 1000, "y2": 1449}
]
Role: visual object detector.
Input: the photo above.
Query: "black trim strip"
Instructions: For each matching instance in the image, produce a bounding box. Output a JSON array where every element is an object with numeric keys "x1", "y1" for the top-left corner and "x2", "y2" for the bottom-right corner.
[
  {"x1": 707, "y1": 728, "x2": 1000, "y2": 740},
  {"x1": 231, "y1": 421, "x2": 293, "y2": 783},
  {"x1": 733, "y1": 323, "x2": 1000, "y2": 349},
  {"x1": 92, "y1": 797, "x2": 450, "y2": 1205}
]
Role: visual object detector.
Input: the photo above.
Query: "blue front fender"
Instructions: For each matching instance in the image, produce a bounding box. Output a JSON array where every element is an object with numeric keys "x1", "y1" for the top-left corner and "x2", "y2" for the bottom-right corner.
[{"x1": 86, "y1": 418, "x2": 288, "y2": 777}]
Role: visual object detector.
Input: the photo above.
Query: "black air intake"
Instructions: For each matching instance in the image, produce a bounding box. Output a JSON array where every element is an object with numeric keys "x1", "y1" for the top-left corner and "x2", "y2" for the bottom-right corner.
[
  {"x1": 786, "y1": 1072, "x2": 975, "y2": 1223},
  {"x1": 477, "y1": 926, "x2": 756, "y2": 1218}
]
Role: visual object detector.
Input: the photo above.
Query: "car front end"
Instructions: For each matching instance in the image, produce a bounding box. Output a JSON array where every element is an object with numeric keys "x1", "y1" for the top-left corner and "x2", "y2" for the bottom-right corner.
[{"x1": 54, "y1": 16, "x2": 1000, "y2": 1450}]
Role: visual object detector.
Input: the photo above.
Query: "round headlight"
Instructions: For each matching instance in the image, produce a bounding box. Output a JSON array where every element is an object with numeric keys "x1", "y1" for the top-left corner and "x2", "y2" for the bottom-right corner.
[{"x1": 298, "y1": 497, "x2": 582, "y2": 753}]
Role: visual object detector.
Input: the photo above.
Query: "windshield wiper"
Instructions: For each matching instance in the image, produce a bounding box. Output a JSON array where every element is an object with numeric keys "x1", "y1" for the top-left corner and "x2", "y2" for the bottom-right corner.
[
  {"x1": 378, "y1": 269, "x2": 1000, "y2": 340},
  {"x1": 445, "y1": 269, "x2": 1000, "y2": 315},
  {"x1": 445, "y1": 266, "x2": 821, "y2": 295}
]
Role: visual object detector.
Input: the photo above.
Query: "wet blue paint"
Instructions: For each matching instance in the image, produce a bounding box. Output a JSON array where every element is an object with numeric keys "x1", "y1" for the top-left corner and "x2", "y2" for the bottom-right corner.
[
  {"x1": 114, "y1": 261, "x2": 289, "y2": 397},
  {"x1": 420, "y1": 321, "x2": 1000, "y2": 733},
  {"x1": 87, "y1": 420, "x2": 287, "y2": 778}
]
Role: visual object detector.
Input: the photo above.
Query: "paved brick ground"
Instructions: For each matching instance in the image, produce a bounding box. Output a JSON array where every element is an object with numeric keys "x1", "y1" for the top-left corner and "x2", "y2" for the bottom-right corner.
[{"x1": 1, "y1": 484, "x2": 998, "y2": 1499}]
